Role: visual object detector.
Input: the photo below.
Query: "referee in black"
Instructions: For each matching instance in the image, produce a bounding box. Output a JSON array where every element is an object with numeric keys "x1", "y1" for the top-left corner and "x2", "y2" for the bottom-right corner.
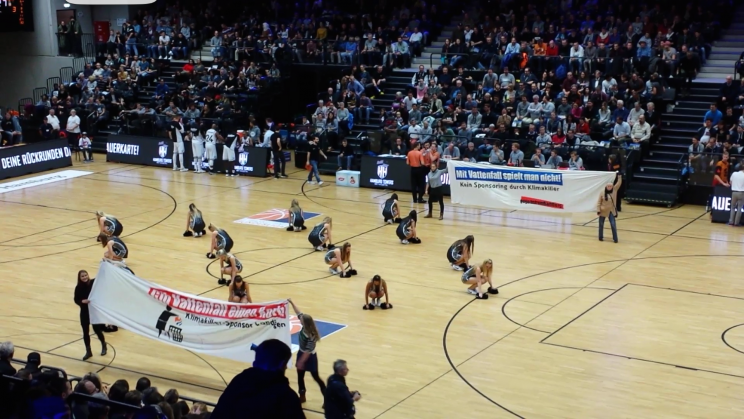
[{"x1": 406, "y1": 142, "x2": 426, "y2": 203}]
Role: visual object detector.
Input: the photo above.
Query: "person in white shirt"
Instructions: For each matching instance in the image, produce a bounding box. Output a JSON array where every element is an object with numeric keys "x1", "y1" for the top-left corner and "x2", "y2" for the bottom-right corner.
[
  {"x1": 569, "y1": 42, "x2": 584, "y2": 73},
  {"x1": 612, "y1": 117, "x2": 631, "y2": 144},
  {"x1": 627, "y1": 102, "x2": 644, "y2": 126},
  {"x1": 222, "y1": 134, "x2": 238, "y2": 177},
  {"x1": 78, "y1": 132, "x2": 93, "y2": 162},
  {"x1": 47, "y1": 109, "x2": 61, "y2": 137},
  {"x1": 204, "y1": 124, "x2": 221, "y2": 175},
  {"x1": 407, "y1": 120, "x2": 422, "y2": 142},
  {"x1": 729, "y1": 165, "x2": 744, "y2": 225},
  {"x1": 66, "y1": 109, "x2": 81, "y2": 144},
  {"x1": 188, "y1": 128, "x2": 205, "y2": 173},
  {"x1": 630, "y1": 115, "x2": 651, "y2": 143},
  {"x1": 261, "y1": 128, "x2": 274, "y2": 147},
  {"x1": 419, "y1": 120, "x2": 433, "y2": 142}
]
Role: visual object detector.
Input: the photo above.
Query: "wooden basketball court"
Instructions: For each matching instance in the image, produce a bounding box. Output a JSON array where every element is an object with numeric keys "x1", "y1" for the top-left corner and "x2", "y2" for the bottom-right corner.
[{"x1": 1, "y1": 160, "x2": 743, "y2": 418}]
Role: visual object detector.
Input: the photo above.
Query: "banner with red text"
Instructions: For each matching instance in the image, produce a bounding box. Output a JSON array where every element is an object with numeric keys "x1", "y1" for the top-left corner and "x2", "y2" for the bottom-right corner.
[{"x1": 89, "y1": 261, "x2": 290, "y2": 363}]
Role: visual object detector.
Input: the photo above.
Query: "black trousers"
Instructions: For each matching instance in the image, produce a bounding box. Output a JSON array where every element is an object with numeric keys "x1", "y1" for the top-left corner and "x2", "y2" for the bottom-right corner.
[
  {"x1": 410, "y1": 167, "x2": 425, "y2": 201},
  {"x1": 429, "y1": 186, "x2": 444, "y2": 215},
  {"x1": 81, "y1": 317, "x2": 106, "y2": 351},
  {"x1": 272, "y1": 149, "x2": 285, "y2": 176},
  {"x1": 297, "y1": 370, "x2": 326, "y2": 395}
]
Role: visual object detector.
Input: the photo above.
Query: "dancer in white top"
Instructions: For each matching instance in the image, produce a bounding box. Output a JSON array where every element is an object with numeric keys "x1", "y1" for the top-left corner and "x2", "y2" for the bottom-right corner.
[
  {"x1": 204, "y1": 124, "x2": 221, "y2": 175},
  {"x1": 168, "y1": 116, "x2": 187, "y2": 171},
  {"x1": 188, "y1": 128, "x2": 205, "y2": 173},
  {"x1": 222, "y1": 133, "x2": 238, "y2": 177}
]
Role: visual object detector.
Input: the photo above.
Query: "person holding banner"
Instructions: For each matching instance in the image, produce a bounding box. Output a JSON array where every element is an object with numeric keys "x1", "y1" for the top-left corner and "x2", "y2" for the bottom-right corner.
[
  {"x1": 228, "y1": 276, "x2": 251, "y2": 303},
  {"x1": 74, "y1": 270, "x2": 107, "y2": 361},
  {"x1": 217, "y1": 249, "x2": 243, "y2": 285},
  {"x1": 382, "y1": 193, "x2": 401, "y2": 224},
  {"x1": 462, "y1": 259, "x2": 498, "y2": 299},
  {"x1": 597, "y1": 173, "x2": 622, "y2": 243},
  {"x1": 396, "y1": 210, "x2": 421, "y2": 244},
  {"x1": 287, "y1": 199, "x2": 307, "y2": 232},
  {"x1": 184, "y1": 204, "x2": 207, "y2": 237},
  {"x1": 447, "y1": 235, "x2": 474, "y2": 271},
  {"x1": 309, "y1": 217, "x2": 333, "y2": 251},
  {"x1": 206, "y1": 224, "x2": 234, "y2": 259},
  {"x1": 287, "y1": 298, "x2": 326, "y2": 404},
  {"x1": 99, "y1": 233, "x2": 128, "y2": 261},
  {"x1": 96, "y1": 211, "x2": 123, "y2": 238}
]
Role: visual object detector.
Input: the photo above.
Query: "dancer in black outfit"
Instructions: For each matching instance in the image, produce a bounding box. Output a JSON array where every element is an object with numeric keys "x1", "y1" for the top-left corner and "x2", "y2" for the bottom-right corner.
[{"x1": 74, "y1": 270, "x2": 107, "y2": 361}]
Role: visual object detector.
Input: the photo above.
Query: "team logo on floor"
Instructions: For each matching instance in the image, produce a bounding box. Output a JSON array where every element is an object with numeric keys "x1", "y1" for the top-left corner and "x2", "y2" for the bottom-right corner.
[
  {"x1": 289, "y1": 315, "x2": 346, "y2": 353},
  {"x1": 234, "y1": 209, "x2": 320, "y2": 229}
]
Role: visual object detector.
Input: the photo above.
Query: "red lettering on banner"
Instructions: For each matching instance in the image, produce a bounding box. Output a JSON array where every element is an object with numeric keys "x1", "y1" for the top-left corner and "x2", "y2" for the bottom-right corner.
[
  {"x1": 147, "y1": 287, "x2": 286, "y2": 320},
  {"x1": 519, "y1": 196, "x2": 565, "y2": 209}
]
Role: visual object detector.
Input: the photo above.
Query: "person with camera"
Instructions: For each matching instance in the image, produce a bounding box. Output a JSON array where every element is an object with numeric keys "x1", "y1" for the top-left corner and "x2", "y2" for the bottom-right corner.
[{"x1": 324, "y1": 359, "x2": 361, "y2": 419}]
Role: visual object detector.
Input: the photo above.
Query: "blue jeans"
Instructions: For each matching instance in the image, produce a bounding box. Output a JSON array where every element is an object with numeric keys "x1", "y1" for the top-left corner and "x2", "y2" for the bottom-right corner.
[
  {"x1": 337, "y1": 155, "x2": 353, "y2": 169},
  {"x1": 598, "y1": 212, "x2": 618, "y2": 242},
  {"x1": 307, "y1": 160, "x2": 321, "y2": 182},
  {"x1": 126, "y1": 41, "x2": 139, "y2": 56}
]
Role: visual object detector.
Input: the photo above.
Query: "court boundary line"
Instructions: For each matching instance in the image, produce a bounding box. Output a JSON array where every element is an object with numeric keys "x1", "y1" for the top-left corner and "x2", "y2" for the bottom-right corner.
[
  {"x1": 721, "y1": 324, "x2": 744, "y2": 356},
  {"x1": 539, "y1": 283, "x2": 744, "y2": 380}
]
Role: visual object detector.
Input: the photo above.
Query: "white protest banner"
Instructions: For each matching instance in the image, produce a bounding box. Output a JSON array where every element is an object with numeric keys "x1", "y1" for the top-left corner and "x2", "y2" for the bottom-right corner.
[
  {"x1": 89, "y1": 261, "x2": 291, "y2": 363},
  {"x1": 447, "y1": 161, "x2": 617, "y2": 213}
]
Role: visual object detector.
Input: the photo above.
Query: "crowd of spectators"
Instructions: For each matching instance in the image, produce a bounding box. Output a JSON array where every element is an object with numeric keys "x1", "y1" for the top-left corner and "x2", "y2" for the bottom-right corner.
[{"x1": 311, "y1": 0, "x2": 730, "y2": 169}]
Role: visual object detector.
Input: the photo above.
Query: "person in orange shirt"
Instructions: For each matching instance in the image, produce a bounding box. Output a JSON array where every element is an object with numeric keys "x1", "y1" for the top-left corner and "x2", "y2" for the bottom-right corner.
[
  {"x1": 406, "y1": 142, "x2": 426, "y2": 203},
  {"x1": 532, "y1": 37, "x2": 547, "y2": 73}
]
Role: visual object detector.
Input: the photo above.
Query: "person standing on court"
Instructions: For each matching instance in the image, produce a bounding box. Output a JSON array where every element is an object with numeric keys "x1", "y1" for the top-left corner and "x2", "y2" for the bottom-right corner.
[
  {"x1": 324, "y1": 359, "x2": 361, "y2": 419},
  {"x1": 728, "y1": 165, "x2": 744, "y2": 225},
  {"x1": 74, "y1": 270, "x2": 107, "y2": 361},
  {"x1": 406, "y1": 142, "x2": 426, "y2": 203},
  {"x1": 426, "y1": 162, "x2": 447, "y2": 220},
  {"x1": 306, "y1": 135, "x2": 326, "y2": 185},
  {"x1": 597, "y1": 172, "x2": 622, "y2": 243},
  {"x1": 272, "y1": 129, "x2": 288, "y2": 179},
  {"x1": 212, "y1": 339, "x2": 305, "y2": 419}
]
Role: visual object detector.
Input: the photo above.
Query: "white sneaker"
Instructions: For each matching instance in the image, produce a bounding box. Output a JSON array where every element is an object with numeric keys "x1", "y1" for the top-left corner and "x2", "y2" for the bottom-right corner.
[
  {"x1": 374, "y1": 299, "x2": 382, "y2": 307},
  {"x1": 226, "y1": 172, "x2": 230, "y2": 177},
  {"x1": 452, "y1": 264, "x2": 463, "y2": 271},
  {"x1": 386, "y1": 219, "x2": 392, "y2": 224},
  {"x1": 466, "y1": 289, "x2": 478, "y2": 295},
  {"x1": 159, "y1": 56, "x2": 163, "y2": 59},
  {"x1": 172, "y1": 167, "x2": 178, "y2": 171},
  {"x1": 180, "y1": 168, "x2": 188, "y2": 172},
  {"x1": 318, "y1": 181, "x2": 324, "y2": 185},
  {"x1": 308, "y1": 181, "x2": 316, "y2": 185},
  {"x1": 401, "y1": 239, "x2": 409, "y2": 244},
  {"x1": 329, "y1": 268, "x2": 339, "y2": 275},
  {"x1": 315, "y1": 246, "x2": 324, "y2": 251}
]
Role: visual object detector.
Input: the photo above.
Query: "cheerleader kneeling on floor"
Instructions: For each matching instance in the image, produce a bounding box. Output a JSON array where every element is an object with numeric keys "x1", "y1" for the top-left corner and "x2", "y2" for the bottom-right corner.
[
  {"x1": 287, "y1": 199, "x2": 308, "y2": 232},
  {"x1": 363, "y1": 275, "x2": 392, "y2": 310},
  {"x1": 324, "y1": 242, "x2": 357, "y2": 277},
  {"x1": 396, "y1": 210, "x2": 421, "y2": 244},
  {"x1": 462, "y1": 259, "x2": 499, "y2": 299},
  {"x1": 382, "y1": 193, "x2": 402, "y2": 224},
  {"x1": 184, "y1": 203, "x2": 207, "y2": 237},
  {"x1": 206, "y1": 224, "x2": 234, "y2": 259},
  {"x1": 447, "y1": 235, "x2": 475, "y2": 271},
  {"x1": 96, "y1": 211, "x2": 123, "y2": 239},
  {"x1": 308, "y1": 217, "x2": 333, "y2": 251}
]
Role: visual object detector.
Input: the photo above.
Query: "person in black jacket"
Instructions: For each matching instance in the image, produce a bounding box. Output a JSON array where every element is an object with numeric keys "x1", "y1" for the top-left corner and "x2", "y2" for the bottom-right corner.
[
  {"x1": 324, "y1": 360, "x2": 361, "y2": 419},
  {"x1": 212, "y1": 339, "x2": 304, "y2": 419},
  {"x1": 74, "y1": 270, "x2": 107, "y2": 361}
]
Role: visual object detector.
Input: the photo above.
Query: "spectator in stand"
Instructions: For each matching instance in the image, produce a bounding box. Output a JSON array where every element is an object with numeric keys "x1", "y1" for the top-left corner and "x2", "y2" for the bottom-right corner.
[
  {"x1": 678, "y1": 50, "x2": 700, "y2": 97},
  {"x1": 324, "y1": 360, "x2": 361, "y2": 419},
  {"x1": 720, "y1": 76, "x2": 738, "y2": 109},
  {"x1": 612, "y1": 117, "x2": 631, "y2": 144},
  {"x1": 0, "y1": 341, "x2": 15, "y2": 376},
  {"x1": 0, "y1": 110, "x2": 22, "y2": 145},
  {"x1": 213, "y1": 339, "x2": 304, "y2": 418},
  {"x1": 698, "y1": 119, "x2": 718, "y2": 144},
  {"x1": 508, "y1": 143, "x2": 524, "y2": 166},
  {"x1": 47, "y1": 109, "x2": 61, "y2": 138}
]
